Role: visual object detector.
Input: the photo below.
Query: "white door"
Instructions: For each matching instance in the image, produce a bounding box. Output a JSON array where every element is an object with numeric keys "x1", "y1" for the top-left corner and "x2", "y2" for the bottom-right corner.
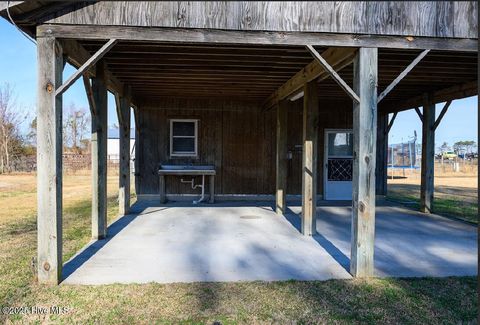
[{"x1": 324, "y1": 130, "x2": 353, "y2": 200}]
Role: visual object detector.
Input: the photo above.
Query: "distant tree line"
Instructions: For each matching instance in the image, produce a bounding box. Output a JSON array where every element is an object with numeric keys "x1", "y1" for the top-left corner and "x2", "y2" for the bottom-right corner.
[
  {"x1": 0, "y1": 83, "x2": 90, "y2": 173},
  {"x1": 438, "y1": 140, "x2": 477, "y2": 157}
]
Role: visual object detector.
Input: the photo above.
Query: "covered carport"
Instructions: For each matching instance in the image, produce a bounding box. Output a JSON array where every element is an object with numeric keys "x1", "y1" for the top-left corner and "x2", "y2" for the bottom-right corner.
[{"x1": 1, "y1": 1, "x2": 476, "y2": 285}]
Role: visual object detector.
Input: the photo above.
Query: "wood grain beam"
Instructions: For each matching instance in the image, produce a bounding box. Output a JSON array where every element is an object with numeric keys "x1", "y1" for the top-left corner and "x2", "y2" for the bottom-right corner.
[
  {"x1": 420, "y1": 93, "x2": 435, "y2": 214},
  {"x1": 82, "y1": 75, "x2": 96, "y2": 117},
  {"x1": 377, "y1": 49, "x2": 430, "y2": 103},
  {"x1": 118, "y1": 95, "x2": 131, "y2": 215},
  {"x1": 58, "y1": 39, "x2": 131, "y2": 104},
  {"x1": 301, "y1": 80, "x2": 319, "y2": 236},
  {"x1": 433, "y1": 100, "x2": 452, "y2": 130},
  {"x1": 37, "y1": 24, "x2": 478, "y2": 52},
  {"x1": 276, "y1": 100, "x2": 288, "y2": 215},
  {"x1": 306, "y1": 45, "x2": 360, "y2": 103},
  {"x1": 380, "y1": 81, "x2": 477, "y2": 113},
  {"x1": 263, "y1": 47, "x2": 357, "y2": 110},
  {"x1": 91, "y1": 60, "x2": 108, "y2": 240},
  {"x1": 387, "y1": 112, "x2": 398, "y2": 133},
  {"x1": 414, "y1": 107, "x2": 424, "y2": 122},
  {"x1": 36, "y1": 36, "x2": 63, "y2": 285},
  {"x1": 351, "y1": 47, "x2": 378, "y2": 278},
  {"x1": 56, "y1": 39, "x2": 117, "y2": 96}
]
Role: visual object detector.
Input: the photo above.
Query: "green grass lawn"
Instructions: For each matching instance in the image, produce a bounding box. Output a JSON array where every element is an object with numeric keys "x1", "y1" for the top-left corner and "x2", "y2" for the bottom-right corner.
[
  {"x1": 387, "y1": 191, "x2": 478, "y2": 224},
  {"x1": 0, "y1": 174, "x2": 477, "y2": 324}
]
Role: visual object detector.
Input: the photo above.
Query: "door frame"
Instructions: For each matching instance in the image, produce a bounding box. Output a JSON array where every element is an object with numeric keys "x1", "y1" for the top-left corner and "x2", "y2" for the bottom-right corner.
[{"x1": 323, "y1": 128, "x2": 353, "y2": 200}]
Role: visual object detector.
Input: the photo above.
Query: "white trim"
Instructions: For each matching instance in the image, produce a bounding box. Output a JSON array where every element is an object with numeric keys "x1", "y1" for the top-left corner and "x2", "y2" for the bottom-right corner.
[
  {"x1": 169, "y1": 119, "x2": 198, "y2": 157},
  {"x1": 324, "y1": 129, "x2": 353, "y2": 200}
]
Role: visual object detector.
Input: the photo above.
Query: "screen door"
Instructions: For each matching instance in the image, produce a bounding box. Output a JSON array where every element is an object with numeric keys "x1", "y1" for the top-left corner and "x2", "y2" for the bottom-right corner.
[{"x1": 324, "y1": 130, "x2": 353, "y2": 200}]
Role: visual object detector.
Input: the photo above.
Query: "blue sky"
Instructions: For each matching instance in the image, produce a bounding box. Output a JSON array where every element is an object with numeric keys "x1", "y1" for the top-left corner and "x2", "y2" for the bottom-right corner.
[{"x1": 0, "y1": 18, "x2": 477, "y2": 151}]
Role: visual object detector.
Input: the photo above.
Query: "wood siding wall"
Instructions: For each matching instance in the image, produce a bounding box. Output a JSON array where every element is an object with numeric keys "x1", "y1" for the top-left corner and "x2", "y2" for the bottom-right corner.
[
  {"x1": 136, "y1": 96, "x2": 351, "y2": 196},
  {"x1": 43, "y1": 1, "x2": 477, "y2": 39}
]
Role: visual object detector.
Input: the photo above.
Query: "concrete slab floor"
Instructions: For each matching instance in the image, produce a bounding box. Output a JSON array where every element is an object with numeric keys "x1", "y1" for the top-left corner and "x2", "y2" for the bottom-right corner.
[{"x1": 62, "y1": 201, "x2": 477, "y2": 285}]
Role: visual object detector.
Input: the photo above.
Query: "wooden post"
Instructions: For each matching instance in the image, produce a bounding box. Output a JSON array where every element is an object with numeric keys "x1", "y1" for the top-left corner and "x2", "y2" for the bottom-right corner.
[
  {"x1": 37, "y1": 37, "x2": 64, "y2": 284},
  {"x1": 351, "y1": 47, "x2": 378, "y2": 278},
  {"x1": 420, "y1": 93, "x2": 435, "y2": 213},
  {"x1": 159, "y1": 175, "x2": 166, "y2": 204},
  {"x1": 118, "y1": 96, "x2": 131, "y2": 215},
  {"x1": 301, "y1": 80, "x2": 319, "y2": 236},
  {"x1": 91, "y1": 60, "x2": 108, "y2": 239},
  {"x1": 209, "y1": 175, "x2": 215, "y2": 203},
  {"x1": 276, "y1": 100, "x2": 288, "y2": 215},
  {"x1": 375, "y1": 112, "x2": 388, "y2": 196}
]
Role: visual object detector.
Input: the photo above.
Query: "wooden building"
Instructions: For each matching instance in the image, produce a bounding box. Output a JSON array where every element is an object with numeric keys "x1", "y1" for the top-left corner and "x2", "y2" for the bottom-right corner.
[{"x1": 1, "y1": 1, "x2": 477, "y2": 284}]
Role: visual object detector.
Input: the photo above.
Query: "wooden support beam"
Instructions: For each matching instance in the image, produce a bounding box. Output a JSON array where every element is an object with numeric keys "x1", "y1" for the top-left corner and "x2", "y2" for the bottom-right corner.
[
  {"x1": 275, "y1": 100, "x2": 288, "y2": 215},
  {"x1": 420, "y1": 93, "x2": 435, "y2": 213},
  {"x1": 414, "y1": 107, "x2": 423, "y2": 122},
  {"x1": 387, "y1": 112, "x2": 397, "y2": 133},
  {"x1": 433, "y1": 100, "x2": 452, "y2": 130},
  {"x1": 118, "y1": 95, "x2": 131, "y2": 215},
  {"x1": 377, "y1": 49, "x2": 430, "y2": 103},
  {"x1": 36, "y1": 36, "x2": 64, "y2": 284},
  {"x1": 91, "y1": 60, "x2": 108, "y2": 239},
  {"x1": 59, "y1": 39, "x2": 131, "y2": 103},
  {"x1": 351, "y1": 47, "x2": 378, "y2": 278},
  {"x1": 263, "y1": 47, "x2": 356, "y2": 110},
  {"x1": 380, "y1": 81, "x2": 476, "y2": 114},
  {"x1": 301, "y1": 80, "x2": 319, "y2": 236},
  {"x1": 306, "y1": 45, "x2": 360, "y2": 103},
  {"x1": 376, "y1": 112, "x2": 388, "y2": 196},
  {"x1": 114, "y1": 92, "x2": 124, "y2": 127},
  {"x1": 38, "y1": 24, "x2": 478, "y2": 52},
  {"x1": 55, "y1": 39, "x2": 117, "y2": 96},
  {"x1": 82, "y1": 75, "x2": 96, "y2": 116}
]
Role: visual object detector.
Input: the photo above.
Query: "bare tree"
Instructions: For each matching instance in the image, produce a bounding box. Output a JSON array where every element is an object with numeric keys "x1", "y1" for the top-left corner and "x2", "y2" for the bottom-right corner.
[
  {"x1": 0, "y1": 83, "x2": 28, "y2": 173},
  {"x1": 63, "y1": 103, "x2": 90, "y2": 154}
]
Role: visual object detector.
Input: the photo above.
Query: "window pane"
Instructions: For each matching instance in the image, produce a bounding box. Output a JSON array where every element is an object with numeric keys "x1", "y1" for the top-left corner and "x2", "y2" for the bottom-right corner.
[
  {"x1": 328, "y1": 132, "x2": 353, "y2": 156},
  {"x1": 172, "y1": 137, "x2": 195, "y2": 153},
  {"x1": 172, "y1": 121, "x2": 195, "y2": 136}
]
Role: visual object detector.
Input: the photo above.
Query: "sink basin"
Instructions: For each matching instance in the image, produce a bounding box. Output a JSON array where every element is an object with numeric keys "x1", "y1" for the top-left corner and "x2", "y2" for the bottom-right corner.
[
  {"x1": 158, "y1": 164, "x2": 216, "y2": 176},
  {"x1": 160, "y1": 164, "x2": 215, "y2": 171}
]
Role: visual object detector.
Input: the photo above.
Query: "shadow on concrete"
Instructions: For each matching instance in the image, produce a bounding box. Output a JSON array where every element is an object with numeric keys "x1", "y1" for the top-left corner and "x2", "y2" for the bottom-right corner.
[
  {"x1": 62, "y1": 213, "x2": 138, "y2": 281},
  {"x1": 282, "y1": 207, "x2": 351, "y2": 273},
  {"x1": 313, "y1": 233, "x2": 350, "y2": 273}
]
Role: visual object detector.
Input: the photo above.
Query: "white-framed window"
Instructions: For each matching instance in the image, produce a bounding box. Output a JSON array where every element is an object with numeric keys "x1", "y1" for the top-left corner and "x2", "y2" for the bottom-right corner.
[{"x1": 170, "y1": 119, "x2": 198, "y2": 157}]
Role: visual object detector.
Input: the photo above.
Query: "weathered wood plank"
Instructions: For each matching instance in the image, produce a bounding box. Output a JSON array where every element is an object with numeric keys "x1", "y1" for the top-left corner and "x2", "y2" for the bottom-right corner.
[
  {"x1": 59, "y1": 39, "x2": 131, "y2": 103},
  {"x1": 82, "y1": 75, "x2": 97, "y2": 116},
  {"x1": 453, "y1": 1, "x2": 478, "y2": 38},
  {"x1": 275, "y1": 100, "x2": 288, "y2": 215},
  {"x1": 433, "y1": 100, "x2": 452, "y2": 130},
  {"x1": 387, "y1": 112, "x2": 397, "y2": 133},
  {"x1": 436, "y1": 1, "x2": 454, "y2": 37},
  {"x1": 306, "y1": 45, "x2": 360, "y2": 103},
  {"x1": 41, "y1": 1, "x2": 476, "y2": 38},
  {"x1": 377, "y1": 49, "x2": 430, "y2": 103},
  {"x1": 91, "y1": 60, "x2": 108, "y2": 239},
  {"x1": 420, "y1": 93, "x2": 435, "y2": 213},
  {"x1": 36, "y1": 36, "x2": 64, "y2": 284},
  {"x1": 301, "y1": 80, "x2": 319, "y2": 236},
  {"x1": 351, "y1": 47, "x2": 378, "y2": 278},
  {"x1": 263, "y1": 47, "x2": 356, "y2": 110},
  {"x1": 375, "y1": 112, "x2": 388, "y2": 196},
  {"x1": 55, "y1": 39, "x2": 117, "y2": 96},
  {"x1": 118, "y1": 95, "x2": 131, "y2": 215},
  {"x1": 38, "y1": 25, "x2": 478, "y2": 52},
  {"x1": 209, "y1": 175, "x2": 215, "y2": 203},
  {"x1": 414, "y1": 107, "x2": 423, "y2": 122}
]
